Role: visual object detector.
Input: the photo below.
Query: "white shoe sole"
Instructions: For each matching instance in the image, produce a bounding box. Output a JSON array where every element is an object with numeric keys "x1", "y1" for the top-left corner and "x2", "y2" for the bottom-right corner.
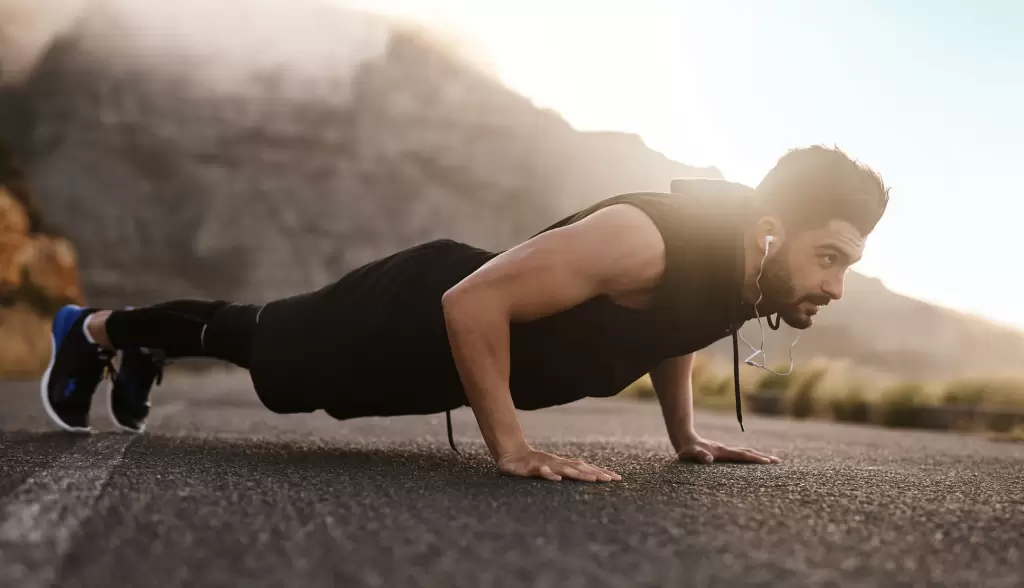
[{"x1": 40, "y1": 331, "x2": 100, "y2": 434}]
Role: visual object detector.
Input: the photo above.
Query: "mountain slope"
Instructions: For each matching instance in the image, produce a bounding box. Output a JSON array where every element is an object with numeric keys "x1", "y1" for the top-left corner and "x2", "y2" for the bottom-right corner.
[
  {"x1": 1, "y1": 0, "x2": 717, "y2": 307},
  {"x1": 1, "y1": 0, "x2": 1021, "y2": 383},
  {"x1": 706, "y1": 273, "x2": 1024, "y2": 382}
]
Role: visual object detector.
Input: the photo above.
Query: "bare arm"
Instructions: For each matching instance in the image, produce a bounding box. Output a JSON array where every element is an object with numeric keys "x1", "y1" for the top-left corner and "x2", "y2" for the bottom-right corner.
[
  {"x1": 441, "y1": 204, "x2": 665, "y2": 480},
  {"x1": 652, "y1": 353, "x2": 697, "y2": 455},
  {"x1": 654, "y1": 354, "x2": 783, "y2": 465}
]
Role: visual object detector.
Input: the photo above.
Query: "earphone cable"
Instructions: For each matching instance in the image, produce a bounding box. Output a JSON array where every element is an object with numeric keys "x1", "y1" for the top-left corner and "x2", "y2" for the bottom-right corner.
[{"x1": 737, "y1": 238, "x2": 799, "y2": 376}]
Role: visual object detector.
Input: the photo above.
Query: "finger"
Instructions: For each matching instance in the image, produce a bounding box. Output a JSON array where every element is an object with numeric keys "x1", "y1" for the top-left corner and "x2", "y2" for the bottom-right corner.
[
  {"x1": 568, "y1": 462, "x2": 606, "y2": 481},
  {"x1": 579, "y1": 460, "x2": 622, "y2": 481},
  {"x1": 565, "y1": 465, "x2": 599, "y2": 482},
  {"x1": 537, "y1": 465, "x2": 562, "y2": 481},
  {"x1": 570, "y1": 460, "x2": 614, "y2": 482},
  {"x1": 731, "y1": 449, "x2": 772, "y2": 463},
  {"x1": 594, "y1": 466, "x2": 622, "y2": 481},
  {"x1": 737, "y1": 447, "x2": 775, "y2": 460},
  {"x1": 695, "y1": 448, "x2": 714, "y2": 464},
  {"x1": 557, "y1": 464, "x2": 598, "y2": 482},
  {"x1": 721, "y1": 447, "x2": 772, "y2": 463},
  {"x1": 739, "y1": 448, "x2": 782, "y2": 463}
]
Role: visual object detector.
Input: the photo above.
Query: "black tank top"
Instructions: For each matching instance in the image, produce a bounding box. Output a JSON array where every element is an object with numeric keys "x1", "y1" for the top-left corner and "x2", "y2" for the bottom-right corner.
[{"x1": 248, "y1": 180, "x2": 754, "y2": 428}]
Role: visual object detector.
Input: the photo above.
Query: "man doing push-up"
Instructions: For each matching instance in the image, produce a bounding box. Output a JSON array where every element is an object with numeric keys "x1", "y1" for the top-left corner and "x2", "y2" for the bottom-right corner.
[{"x1": 40, "y1": 145, "x2": 888, "y2": 482}]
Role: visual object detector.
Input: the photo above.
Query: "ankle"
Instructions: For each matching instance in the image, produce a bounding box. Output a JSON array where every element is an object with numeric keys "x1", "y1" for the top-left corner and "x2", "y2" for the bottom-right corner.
[{"x1": 84, "y1": 310, "x2": 115, "y2": 350}]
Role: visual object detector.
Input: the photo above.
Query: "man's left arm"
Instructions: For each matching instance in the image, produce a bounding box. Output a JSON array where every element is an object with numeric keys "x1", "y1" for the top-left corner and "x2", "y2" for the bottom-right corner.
[{"x1": 652, "y1": 354, "x2": 781, "y2": 465}]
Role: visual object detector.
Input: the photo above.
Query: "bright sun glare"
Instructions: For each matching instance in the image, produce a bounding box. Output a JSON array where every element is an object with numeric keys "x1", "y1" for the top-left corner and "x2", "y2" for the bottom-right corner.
[{"x1": 336, "y1": 0, "x2": 1024, "y2": 331}]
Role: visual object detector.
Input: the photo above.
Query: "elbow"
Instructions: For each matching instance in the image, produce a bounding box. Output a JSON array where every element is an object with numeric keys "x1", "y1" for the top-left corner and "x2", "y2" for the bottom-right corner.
[
  {"x1": 442, "y1": 283, "x2": 506, "y2": 327},
  {"x1": 441, "y1": 284, "x2": 466, "y2": 315},
  {"x1": 441, "y1": 284, "x2": 474, "y2": 327}
]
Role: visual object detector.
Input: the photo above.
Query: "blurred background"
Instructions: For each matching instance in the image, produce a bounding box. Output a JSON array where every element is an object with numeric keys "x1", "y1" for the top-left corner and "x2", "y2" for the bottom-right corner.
[{"x1": 1, "y1": 0, "x2": 1022, "y2": 437}]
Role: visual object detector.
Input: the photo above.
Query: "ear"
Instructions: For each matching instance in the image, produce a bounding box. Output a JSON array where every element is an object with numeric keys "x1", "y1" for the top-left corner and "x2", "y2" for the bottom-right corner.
[{"x1": 754, "y1": 216, "x2": 786, "y2": 253}]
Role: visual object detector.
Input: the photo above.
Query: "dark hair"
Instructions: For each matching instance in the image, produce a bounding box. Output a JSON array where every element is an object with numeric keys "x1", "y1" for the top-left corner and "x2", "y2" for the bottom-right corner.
[{"x1": 754, "y1": 145, "x2": 889, "y2": 235}]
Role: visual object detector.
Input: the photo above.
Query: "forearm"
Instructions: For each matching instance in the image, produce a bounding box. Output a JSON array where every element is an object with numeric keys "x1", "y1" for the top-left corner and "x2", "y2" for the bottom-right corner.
[
  {"x1": 442, "y1": 292, "x2": 527, "y2": 461},
  {"x1": 651, "y1": 356, "x2": 697, "y2": 454}
]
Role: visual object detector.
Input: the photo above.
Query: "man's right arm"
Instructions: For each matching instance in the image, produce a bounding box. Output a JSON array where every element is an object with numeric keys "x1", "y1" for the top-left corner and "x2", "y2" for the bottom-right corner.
[{"x1": 441, "y1": 203, "x2": 666, "y2": 482}]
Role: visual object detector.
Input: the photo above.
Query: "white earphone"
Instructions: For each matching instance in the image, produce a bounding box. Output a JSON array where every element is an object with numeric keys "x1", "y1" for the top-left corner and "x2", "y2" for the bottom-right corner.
[{"x1": 741, "y1": 230, "x2": 799, "y2": 376}]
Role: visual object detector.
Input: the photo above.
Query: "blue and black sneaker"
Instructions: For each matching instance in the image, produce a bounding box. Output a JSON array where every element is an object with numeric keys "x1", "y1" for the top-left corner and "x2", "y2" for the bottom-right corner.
[
  {"x1": 108, "y1": 346, "x2": 166, "y2": 433},
  {"x1": 40, "y1": 304, "x2": 117, "y2": 433}
]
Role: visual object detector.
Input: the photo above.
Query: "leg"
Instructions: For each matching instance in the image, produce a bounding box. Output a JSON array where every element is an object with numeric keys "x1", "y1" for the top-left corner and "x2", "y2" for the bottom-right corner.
[
  {"x1": 92, "y1": 299, "x2": 260, "y2": 369},
  {"x1": 100, "y1": 299, "x2": 262, "y2": 432},
  {"x1": 40, "y1": 299, "x2": 261, "y2": 433}
]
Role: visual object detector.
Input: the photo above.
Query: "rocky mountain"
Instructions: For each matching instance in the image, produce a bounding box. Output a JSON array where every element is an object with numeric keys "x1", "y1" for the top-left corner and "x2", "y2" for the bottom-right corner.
[
  {"x1": 1, "y1": 0, "x2": 1022, "y2": 383},
  {"x1": 712, "y1": 274, "x2": 1024, "y2": 384},
  {"x1": 0, "y1": 0, "x2": 717, "y2": 310},
  {"x1": 0, "y1": 144, "x2": 85, "y2": 378}
]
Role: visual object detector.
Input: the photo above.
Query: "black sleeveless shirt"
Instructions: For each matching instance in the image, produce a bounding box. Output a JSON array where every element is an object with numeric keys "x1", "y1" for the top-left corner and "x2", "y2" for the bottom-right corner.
[{"x1": 248, "y1": 179, "x2": 755, "y2": 427}]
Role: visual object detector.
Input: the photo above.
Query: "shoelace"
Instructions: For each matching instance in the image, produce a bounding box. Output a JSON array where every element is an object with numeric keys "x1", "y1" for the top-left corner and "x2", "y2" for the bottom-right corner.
[
  {"x1": 104, "y1": 348, "x2": 168, "y2": 390},
  {"x1": 148, "y1": 349, "x2": 168, "y2": 386},
  {"x1": 99, "y1": 350, "x2": 119, "y2": 384}
]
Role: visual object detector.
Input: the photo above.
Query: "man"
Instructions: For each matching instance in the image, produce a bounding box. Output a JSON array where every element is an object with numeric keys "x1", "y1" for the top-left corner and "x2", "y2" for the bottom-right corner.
[{"x1": 40, "y1": 145, "x2": 888, "y2": 483}]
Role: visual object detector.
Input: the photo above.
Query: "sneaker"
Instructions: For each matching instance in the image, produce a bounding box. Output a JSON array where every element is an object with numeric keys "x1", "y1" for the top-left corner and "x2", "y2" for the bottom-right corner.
[
  {"x1": 40, "y1": 304, "x2": 117, "y2": 433},
  {"x1": 108, "y1": 346, "x2": 166, "y2": 433}
]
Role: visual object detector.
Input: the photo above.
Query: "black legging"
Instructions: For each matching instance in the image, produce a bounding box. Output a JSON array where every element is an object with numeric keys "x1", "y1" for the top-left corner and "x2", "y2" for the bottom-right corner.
[{"x1": 104, "y1": 299, "x2": 261, "y2": 369}]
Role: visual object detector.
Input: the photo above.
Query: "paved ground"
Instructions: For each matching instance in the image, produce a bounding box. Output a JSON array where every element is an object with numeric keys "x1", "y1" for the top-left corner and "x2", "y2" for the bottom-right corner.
[{"x1": 1, "y1": 367, "x2": 1022, "y2": 588}]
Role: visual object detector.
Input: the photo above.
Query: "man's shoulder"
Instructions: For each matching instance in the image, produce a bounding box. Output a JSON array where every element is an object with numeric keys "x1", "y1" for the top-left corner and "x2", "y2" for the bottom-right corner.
[
  {"x1": 668, "y1": 177, "x2": 754, "y2": 198},
  {"x1": 592, "y1": 178, "x2": 755, "y2": 213},
  {"x1": 532, "y1": 179, "x2": 754, "y2": 239}
]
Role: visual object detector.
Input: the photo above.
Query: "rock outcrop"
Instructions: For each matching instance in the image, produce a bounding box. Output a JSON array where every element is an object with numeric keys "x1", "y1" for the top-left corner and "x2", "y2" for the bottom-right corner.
[
  {"x1": 0, "y1": 0, "x2": 717, "y2": 310},
  {"x1": 2, "y1": 0, "x2": 1023, "y2": 384},
  {"x1": 0, "y1": 147, "x2": 85, "y2": 378}
]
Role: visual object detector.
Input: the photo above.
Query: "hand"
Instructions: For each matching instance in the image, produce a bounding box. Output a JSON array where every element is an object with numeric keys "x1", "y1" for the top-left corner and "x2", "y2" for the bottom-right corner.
[
  {"x1": 676, "y1": 434, "x2": 781, "y2": 465},
  {"x1": 497, "y1": 446, "x2": 622, "y2": 482}
]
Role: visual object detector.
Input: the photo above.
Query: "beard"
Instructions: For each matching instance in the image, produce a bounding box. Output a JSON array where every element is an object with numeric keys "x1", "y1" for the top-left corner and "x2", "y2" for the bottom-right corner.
[{"x1": 756, "y1": 247, "x2": 829, "y2": 329}]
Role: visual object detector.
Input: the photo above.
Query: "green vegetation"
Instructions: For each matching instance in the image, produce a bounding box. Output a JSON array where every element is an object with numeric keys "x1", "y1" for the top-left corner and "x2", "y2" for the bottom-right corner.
[
  {"x1": 827, "y1": 385, "x2": 872, "y2": 424},
  {"x1": 620, "y1": 356, "x2": 1024, "y2": 437},
  {"x1": 876, "y1": 382, "x2": 933, "y2": 428}
]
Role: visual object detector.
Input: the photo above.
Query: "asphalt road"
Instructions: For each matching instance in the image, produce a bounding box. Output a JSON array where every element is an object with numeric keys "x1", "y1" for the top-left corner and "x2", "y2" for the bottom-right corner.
[{"x1": 1, "y1": 367, "x2": 1022, "y2": 588}]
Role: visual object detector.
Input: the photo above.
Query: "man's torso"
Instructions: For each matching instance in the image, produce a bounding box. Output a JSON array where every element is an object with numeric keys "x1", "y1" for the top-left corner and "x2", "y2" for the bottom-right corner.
[{"x1": 248, "y1": 183, "x2": 753, "y2": 420}]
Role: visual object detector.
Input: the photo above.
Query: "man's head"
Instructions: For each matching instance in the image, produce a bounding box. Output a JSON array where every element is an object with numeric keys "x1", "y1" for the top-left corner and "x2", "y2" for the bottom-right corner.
[{"x1": 747, "y1": 145, "x2": 889, "y2": 329}]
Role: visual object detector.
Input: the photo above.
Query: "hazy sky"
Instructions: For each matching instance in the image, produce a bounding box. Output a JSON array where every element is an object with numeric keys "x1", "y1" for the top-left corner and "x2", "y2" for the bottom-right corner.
[{"x1": 341, "y1": 0, "x2": 1024, "y2": 330}]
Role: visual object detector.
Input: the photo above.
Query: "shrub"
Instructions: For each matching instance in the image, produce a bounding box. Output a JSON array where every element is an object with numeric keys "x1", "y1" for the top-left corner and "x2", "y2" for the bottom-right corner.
[
  {"x1": 829, "y1": 385, "x2": 872, "y2": 423},
  {"x1": 756, "y1": 369, "x2": 795, "y2": 393},
  {"x1": 941, "y1": 381, "x2": 987, "y2": 407},
  {"x1": 877, "y1": 382, "x2": 930, "y2": 428},
  {"x1": 621, "y1": 374, "x2": 656, "y2": 400},
  {"x1": 985, "y1": 412, "x2": 1018, "y2": 434},
  {"x1": 788, "y1": 369, "x2": 826, "y2": 419},
  {"x1": 696, "y1": 374, "x2": 731, "y2": 398}
]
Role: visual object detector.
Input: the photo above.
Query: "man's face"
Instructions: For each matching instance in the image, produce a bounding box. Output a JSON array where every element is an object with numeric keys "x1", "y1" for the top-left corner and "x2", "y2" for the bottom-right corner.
[{"x1": 757, "y1": 219, "x2": 866, "y2": 329}]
